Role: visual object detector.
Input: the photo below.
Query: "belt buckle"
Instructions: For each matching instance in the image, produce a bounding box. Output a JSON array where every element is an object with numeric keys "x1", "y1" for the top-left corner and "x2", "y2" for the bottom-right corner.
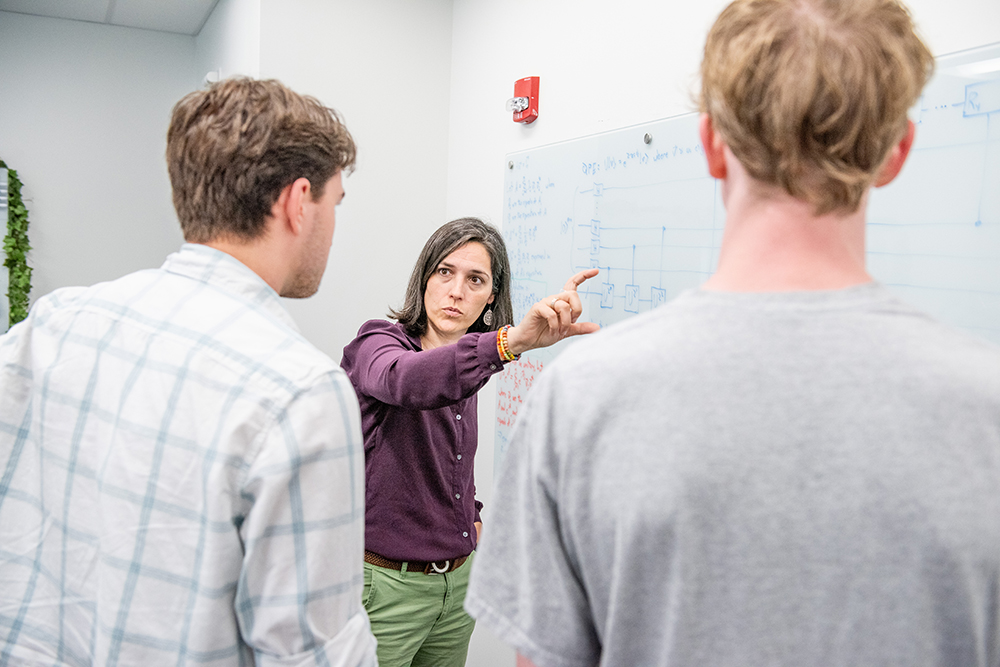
[{"x1": 428, "y1": 559, "x2": 450, "y2": 575}]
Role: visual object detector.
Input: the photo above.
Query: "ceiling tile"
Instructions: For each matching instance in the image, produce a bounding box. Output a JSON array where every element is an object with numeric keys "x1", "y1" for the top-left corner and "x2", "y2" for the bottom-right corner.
[
  {"x1": 0, "y1": 0, "x2": 110, "y2": 23},
  {"x1": 0, "y1": 0, "x2": 221, "y2": 35},
  {"x1": 110, "y1": 0, "x2": 219, "y2": 35}
]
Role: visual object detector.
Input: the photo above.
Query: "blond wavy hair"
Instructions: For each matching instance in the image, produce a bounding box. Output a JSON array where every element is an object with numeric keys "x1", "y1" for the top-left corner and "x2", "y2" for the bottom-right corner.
[
  {"x1": 167, "y1": 78, "x2": 356, "y2": 243},
  {"x1": 700, "y1": 0, "x2": 933, "y2": 214}
]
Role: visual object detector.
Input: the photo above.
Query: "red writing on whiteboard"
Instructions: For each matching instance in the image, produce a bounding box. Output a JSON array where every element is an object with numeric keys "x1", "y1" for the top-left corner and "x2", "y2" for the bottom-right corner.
[{"x1": 496, "y1": 356, "x2": 545, "y2": 428}]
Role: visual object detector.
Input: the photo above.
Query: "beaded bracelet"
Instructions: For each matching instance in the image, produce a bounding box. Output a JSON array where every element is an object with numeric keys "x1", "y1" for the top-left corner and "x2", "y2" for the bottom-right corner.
[{"x1": 496, "y1": 325, "x2": 519, "y2": 362}]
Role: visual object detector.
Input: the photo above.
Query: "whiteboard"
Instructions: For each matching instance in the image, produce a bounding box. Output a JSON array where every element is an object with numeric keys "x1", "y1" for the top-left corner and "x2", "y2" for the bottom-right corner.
[{"x1": 496, "y1": 43, "x2": 1000, "y2": 462}]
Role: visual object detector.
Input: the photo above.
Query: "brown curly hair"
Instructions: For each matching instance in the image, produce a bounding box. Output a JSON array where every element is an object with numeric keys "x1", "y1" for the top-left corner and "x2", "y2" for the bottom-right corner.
[
  {"x1": 700, "y1": 0, "x2": 933, "y2": 214},
  {"x1": 167, "y1": 77, "x2": 356, "y2": 242}
]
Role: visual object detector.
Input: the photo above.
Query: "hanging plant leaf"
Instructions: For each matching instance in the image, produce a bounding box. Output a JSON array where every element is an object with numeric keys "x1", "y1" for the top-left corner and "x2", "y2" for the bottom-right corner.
[{"x1": 1, "y1": 158, "x2": 32, "y2": 327}]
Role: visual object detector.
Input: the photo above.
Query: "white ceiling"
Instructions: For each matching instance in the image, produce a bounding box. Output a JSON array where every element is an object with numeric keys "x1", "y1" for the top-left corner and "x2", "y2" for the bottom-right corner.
[{"x1": 0, "y1": 0, "x2": 220, "y2": 36}]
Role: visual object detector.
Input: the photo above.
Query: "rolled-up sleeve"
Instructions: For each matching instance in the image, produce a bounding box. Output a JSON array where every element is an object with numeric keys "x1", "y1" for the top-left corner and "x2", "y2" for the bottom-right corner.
[
  {"x1": 253, "y1": 613, "x2": 375, "y2": 667},
  {"x1": 237, "y1": 371, "x2": 376, "y2": 667}
]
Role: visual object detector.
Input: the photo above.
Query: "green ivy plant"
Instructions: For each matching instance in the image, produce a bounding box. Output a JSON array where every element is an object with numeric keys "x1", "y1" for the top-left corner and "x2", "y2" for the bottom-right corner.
[{"x1": 1, "y1": 159, "x2": 32, "y2": 327}]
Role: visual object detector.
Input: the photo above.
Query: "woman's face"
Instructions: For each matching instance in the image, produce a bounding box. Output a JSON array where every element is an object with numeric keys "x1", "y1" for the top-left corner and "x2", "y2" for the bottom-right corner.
[{"x1": 422, "y1": 241, "x2": 495, "y2": 344}]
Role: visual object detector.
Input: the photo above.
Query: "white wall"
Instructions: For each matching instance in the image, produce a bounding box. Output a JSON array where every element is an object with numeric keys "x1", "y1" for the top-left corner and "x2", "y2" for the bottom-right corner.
[
  {"x1": 195, "y1": 0, "x2": 261, "y2": 81},
  {"x1": 0, "y1": 11, "x2": 196, "y2": 301},
  {"x1": 907, "y1": 0, "x2": 1000, "y2": 56},
  {"x1": 446, "y1": 2, "x2": 1000, "y2": 666},
  {"x1": 257, "y1": 0, "x2": 454, "y2": 362}
]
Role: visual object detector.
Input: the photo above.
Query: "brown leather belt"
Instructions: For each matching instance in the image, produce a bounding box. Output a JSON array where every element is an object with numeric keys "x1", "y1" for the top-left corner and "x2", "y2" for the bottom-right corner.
[{"x1": 365, "y1": 550, "x2": 469, "y2": 575}]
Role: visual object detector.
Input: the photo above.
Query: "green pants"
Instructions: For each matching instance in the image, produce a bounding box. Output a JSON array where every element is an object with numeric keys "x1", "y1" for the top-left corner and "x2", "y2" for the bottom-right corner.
[{"x1": 363, "y1": 553, "x2": 476, "y2": 667}]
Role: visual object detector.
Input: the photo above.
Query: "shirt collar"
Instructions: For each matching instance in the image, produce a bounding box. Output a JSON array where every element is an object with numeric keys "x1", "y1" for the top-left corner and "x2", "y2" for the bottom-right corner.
[{"x1": 160, "y1": 243, "x2": 300, "y2": 333}]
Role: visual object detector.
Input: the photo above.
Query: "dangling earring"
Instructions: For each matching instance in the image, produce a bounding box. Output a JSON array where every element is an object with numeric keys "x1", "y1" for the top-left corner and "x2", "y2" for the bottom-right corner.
[{"x1": 482, "y1": 307, "x2": 494, "y2": 327}]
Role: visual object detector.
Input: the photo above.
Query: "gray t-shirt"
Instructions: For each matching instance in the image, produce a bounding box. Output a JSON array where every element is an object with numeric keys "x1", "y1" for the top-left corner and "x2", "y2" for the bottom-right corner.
[{"x1": 466, "y1": 284, "x2": 1000, "y2": 667}]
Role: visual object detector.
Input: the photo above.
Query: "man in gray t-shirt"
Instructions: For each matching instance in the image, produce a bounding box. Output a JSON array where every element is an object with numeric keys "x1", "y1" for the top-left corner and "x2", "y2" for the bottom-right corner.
[{"x1": 465, "y1": 2, "x2": 1000, "y2": 666}]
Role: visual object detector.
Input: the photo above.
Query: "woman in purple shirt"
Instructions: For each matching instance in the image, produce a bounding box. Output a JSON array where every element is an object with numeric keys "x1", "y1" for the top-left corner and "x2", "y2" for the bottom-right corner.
[{"x1": 341, "y1": 218, "x2": 597, "y2": 667}]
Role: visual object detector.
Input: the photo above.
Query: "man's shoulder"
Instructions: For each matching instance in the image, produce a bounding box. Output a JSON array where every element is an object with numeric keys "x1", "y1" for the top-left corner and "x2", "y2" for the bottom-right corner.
[
  {"x1": 23, "y1": 264, "x2": 342, "y2": 398},
  {"x1": 174, "y1": 282, "x2": 342, "y2": 395},
  {"x1": 882, "y1": 307, "x2": 1000, "y2": 394},
  {"x1": 551, "y1": 292, "x2": 701, "y2": 375},
  {"x1": 30, "y1": 269, "x2": 159, "y2": 315},
  {"x1": 548, "y1": 283, "x2": 1000, "y2": 390},
  {"x1": 3, "y1": 269, "x2": 160, "y2": 346}
]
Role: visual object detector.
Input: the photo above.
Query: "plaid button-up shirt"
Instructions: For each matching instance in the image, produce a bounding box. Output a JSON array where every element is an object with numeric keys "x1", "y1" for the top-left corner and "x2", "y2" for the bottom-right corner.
[{"x1": 0, "y1": 244, "x2": 375, "y2": 666}]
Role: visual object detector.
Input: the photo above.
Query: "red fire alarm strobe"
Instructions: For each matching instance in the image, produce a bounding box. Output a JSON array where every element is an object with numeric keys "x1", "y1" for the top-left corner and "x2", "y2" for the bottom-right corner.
[{"x1": 507, "y1": 76, "x2": 539, "y2": 124}]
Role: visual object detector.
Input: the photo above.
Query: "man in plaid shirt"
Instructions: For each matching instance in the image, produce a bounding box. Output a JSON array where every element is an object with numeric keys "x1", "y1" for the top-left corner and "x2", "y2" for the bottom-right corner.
[{"x1": 0, "y1": 78, "x2": 376, "y2": 666}]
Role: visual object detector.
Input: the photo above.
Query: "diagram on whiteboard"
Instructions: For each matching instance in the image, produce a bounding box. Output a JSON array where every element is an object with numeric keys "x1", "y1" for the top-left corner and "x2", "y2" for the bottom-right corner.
[
  {"x1": 496, "y1": 43, "x2": 1000, "y2": 463},
  {"x1": 497, "y1": 113, "x2": 722, "y2": 460}
]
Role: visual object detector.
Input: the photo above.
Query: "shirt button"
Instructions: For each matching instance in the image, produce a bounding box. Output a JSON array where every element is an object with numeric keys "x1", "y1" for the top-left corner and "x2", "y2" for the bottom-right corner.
[
  {"x1": 463, "y1": 532, "x2": 469, "y2": 538},
  {"x1": 456, "y1": 414, "x2": 462, "y2": 420},
  {"x1": 455, "y1": 493, "x2": 461, "y2": 499},
  {"x1": 490, "y1": 364, "x2": 497, "y2": 370},
  {"x1": 457, "y1": 454, "x2": 462, "y2": 460}
]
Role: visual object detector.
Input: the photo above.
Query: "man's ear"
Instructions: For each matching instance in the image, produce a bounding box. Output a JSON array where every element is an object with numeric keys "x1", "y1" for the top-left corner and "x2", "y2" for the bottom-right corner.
[
  {"x1": 875, "y1": 120, "x2": 916, "y2": 188},
  {"x1": 699, "y1": 114, "x2": 727, "y2": 180},
  {"x1": 270, "y1": 177, "x2": 313, "y2": 235}
]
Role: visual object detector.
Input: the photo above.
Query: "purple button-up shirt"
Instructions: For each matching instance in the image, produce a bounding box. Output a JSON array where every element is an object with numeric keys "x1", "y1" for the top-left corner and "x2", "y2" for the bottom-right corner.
[{"x1": 341, "y1": 320, "x2": 507, "y2": 562}]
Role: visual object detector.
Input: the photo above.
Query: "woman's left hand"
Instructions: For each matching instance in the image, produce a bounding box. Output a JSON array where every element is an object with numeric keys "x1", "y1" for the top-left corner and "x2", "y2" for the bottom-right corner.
[{"x1": 505, "y1": 269, "x2": 600, "y2": 356}]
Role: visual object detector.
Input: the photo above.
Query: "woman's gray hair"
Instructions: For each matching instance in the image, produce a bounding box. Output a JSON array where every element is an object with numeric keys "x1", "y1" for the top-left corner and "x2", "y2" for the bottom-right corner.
[{"x1": 390, "y1": 218, "x2": 514, "y2": 337}]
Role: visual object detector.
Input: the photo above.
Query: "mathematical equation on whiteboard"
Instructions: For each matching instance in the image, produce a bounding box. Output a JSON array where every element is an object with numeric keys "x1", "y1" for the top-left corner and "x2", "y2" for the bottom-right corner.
[
  {"x1": 496, "y1": 356, "x2": 545, "y2": 429},
  {"x1": 496, "y1": 44, "x2": 1000, "y2": 466},
  {"x1": 504, "y1": 126, "x2": 718, "y2": 332}
]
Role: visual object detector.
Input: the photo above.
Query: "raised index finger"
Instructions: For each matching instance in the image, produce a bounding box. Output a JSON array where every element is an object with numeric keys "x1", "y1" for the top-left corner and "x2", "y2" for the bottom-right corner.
[{"x1": 563, "y1": 268, "x2": 599, "y2": 292}]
